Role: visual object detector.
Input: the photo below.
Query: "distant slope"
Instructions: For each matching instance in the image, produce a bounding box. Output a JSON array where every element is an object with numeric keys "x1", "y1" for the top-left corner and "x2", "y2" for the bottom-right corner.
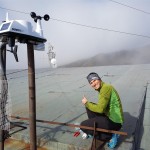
[{"x1": 61, "y1": 45, "x2": 150, "y2": 67}]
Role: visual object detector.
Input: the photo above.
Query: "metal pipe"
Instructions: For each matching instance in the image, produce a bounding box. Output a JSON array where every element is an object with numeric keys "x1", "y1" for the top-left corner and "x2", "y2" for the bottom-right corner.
[
  {"x1": 0, "y1": 42, "x2": 7, "y2": 150},
  {"x1": 91, "y1": 121, "x2": 96, "y2": 150},
  {"x1": 27, "y1": 43, "x2": 37, "y2": 150},
  {"x1": 0, "y1": 129, "x2": 4, "y2": 150},
  {"x1": 11, "y1": 116, "x2": 127, "y2": 136}
]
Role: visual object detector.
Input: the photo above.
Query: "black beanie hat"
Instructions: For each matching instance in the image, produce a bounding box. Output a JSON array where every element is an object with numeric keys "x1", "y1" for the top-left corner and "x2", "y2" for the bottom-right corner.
[{"x1": 87, "y1": 72, "x2": 101, "y2": 83}]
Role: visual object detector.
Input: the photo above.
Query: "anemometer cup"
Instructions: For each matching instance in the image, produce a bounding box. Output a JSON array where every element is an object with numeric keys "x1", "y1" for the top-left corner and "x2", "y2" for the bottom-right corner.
[
  {"x1": 30, "y1": 12, "x2": 50, "y2": 22},
  {"x1": 44, "y1": 15, "x2": 50, "y2": 21}
]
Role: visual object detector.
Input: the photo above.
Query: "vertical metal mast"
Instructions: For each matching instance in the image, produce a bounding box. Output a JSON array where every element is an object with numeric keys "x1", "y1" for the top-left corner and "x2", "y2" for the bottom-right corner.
[
  {"x1": 27, "y1": 43, "x2": 37, "y2": 150},
  {"x1": 0, "y1": 43, "x2": 7, "y2": 150}
]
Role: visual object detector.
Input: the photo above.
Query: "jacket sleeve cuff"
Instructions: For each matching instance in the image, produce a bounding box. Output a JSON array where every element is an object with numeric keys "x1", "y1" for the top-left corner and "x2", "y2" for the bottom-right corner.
[{"x1": 85, "y1": 101, "x2": 89, "y2": 107}]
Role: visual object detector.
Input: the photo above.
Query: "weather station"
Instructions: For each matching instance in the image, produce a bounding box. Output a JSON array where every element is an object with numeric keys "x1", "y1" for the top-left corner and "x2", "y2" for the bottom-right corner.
[
  {"x1": 0, "y1": 12, "x2": 50, "y2": 150},
  {"x1": 0, "y1": 11, "x2": 50, "y2": 51},
  {"x1": 47, "y1": 43, "x2": 57, "y2": 68}
]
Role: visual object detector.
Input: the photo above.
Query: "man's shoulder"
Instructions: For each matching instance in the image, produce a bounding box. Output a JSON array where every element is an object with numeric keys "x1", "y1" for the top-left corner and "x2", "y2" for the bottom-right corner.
[
  {"x1": 101, "y1": 82, "x2": 113, "y2": 93},
  {"x1": 102, "y1": 82, "x2": 113, "y2": 89}
]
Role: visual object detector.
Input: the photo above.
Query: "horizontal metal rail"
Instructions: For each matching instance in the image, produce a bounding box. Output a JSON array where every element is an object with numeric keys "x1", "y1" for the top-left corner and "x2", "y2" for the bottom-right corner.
[{"x1": 11, "y1": 115, "x2": 127, "y2": 136}]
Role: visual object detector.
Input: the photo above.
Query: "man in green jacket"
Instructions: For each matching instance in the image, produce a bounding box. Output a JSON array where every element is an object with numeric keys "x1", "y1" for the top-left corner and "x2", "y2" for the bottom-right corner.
[{"x1": 81, "y1": 72, "x2": 124, "y2": 143}]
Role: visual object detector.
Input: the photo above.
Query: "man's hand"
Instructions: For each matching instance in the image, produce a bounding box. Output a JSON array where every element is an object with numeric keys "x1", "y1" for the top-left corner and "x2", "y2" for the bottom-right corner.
[{"x1": 82, "y1": 95, "x2": 88, "y2": 105}]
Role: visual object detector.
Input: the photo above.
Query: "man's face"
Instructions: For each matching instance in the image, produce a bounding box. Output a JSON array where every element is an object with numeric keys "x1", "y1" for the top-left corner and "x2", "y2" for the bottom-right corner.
[{"x1": 90, "y1": 79, "x2": 101, "y2": 90}]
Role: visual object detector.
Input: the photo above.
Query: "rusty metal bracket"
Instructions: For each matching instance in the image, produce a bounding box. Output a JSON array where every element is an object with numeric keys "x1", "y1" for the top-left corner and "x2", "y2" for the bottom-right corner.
[{"x1": 11, "y1": 115, "x2": 128, "y2": 136}]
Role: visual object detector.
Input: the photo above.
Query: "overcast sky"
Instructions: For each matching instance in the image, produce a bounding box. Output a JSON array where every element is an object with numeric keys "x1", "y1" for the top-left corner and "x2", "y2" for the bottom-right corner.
[{"x1": 0, "y1": 0, "x2": 150, "y2": 69}]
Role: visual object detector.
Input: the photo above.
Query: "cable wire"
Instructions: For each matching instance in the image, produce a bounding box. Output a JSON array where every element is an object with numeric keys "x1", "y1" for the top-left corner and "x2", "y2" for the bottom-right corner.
[
  {"x1": 51, "y1": 18, "x2": 150, "y2": 39},
  {"x1": 108, "y1": 0, "x2": 150, "y2": 15},
  {"x1": 0, "y1": 6, "x2": 29, "y2": 14},
  {"x1": 0, "y1": 6, "x2": 150, "y2": 39}
]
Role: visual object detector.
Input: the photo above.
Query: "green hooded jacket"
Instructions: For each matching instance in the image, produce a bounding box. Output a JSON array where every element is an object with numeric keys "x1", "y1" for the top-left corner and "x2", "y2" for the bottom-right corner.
[{"x1": 85, "y1": 81, "x2": 124, "y2": 124}]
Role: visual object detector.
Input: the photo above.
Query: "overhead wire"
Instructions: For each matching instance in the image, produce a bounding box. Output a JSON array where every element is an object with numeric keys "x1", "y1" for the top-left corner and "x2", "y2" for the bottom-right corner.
[
  {"x1": 0, "y1": 6, "x2": 29, "y2": 14},
  {"x1": 107, "y1": 0, "x2": 150, "y2": 15},
  {"x1": 0, "y1": 5, "x2": 150, "y2": 39},
  {"x1": 50, "y1": 18, "x2": 150, "y2": 39}
]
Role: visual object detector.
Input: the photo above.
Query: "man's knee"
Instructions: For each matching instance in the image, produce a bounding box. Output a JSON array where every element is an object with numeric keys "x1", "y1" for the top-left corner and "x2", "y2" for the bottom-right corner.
[{"x1": 80, "y1": 120, "x2": 87, "y2": 128}]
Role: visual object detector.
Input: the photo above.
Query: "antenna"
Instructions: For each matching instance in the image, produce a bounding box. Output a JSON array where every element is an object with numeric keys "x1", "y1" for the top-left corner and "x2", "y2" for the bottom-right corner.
[{"x1": 6, "y1": 12, "x2": 9, "y2": 22}]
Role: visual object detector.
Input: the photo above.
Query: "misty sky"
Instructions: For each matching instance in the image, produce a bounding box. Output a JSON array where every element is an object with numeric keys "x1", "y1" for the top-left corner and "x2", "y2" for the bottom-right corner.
[{"x1": 0, "y1": 0, "x2": 150, "y2": 69}]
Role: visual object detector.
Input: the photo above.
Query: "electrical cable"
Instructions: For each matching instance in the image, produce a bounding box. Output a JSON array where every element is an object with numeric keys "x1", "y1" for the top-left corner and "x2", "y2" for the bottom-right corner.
[
  {"x1": 0, "y1": 6, "x2": 150, "y2": 39},
  {"x1": 50, "y1": 18, "x2": 150, "y2": 39},
  {"x1": 107, "y1": 0, "x2": 150, "y2": 15},
  {"x1": 0, "y1": 6, "x2": 29, "y2": 14}
]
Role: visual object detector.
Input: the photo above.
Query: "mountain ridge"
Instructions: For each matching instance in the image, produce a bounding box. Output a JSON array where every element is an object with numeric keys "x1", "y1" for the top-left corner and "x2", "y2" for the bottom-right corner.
[{"x1": 60, "y1": 45, "x2": 150, "y2": 67}]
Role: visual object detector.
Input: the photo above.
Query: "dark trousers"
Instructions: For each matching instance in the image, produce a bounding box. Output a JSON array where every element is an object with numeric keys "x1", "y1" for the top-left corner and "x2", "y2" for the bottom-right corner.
[{"x1": 80, "y1": 108, "x2": 122, "y2": 140}]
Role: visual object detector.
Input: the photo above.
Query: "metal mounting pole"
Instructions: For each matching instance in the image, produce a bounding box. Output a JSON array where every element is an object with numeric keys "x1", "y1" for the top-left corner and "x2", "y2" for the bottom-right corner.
[
  {"x1": 0, "y1": 43, "x2": 7, "y2": 150},
  {"x1": 0, "y1": 130, "x2": 4, "y2": 150},
  {"x1": 27, "y1": 43, "x2": 37, "y2": 150}
]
